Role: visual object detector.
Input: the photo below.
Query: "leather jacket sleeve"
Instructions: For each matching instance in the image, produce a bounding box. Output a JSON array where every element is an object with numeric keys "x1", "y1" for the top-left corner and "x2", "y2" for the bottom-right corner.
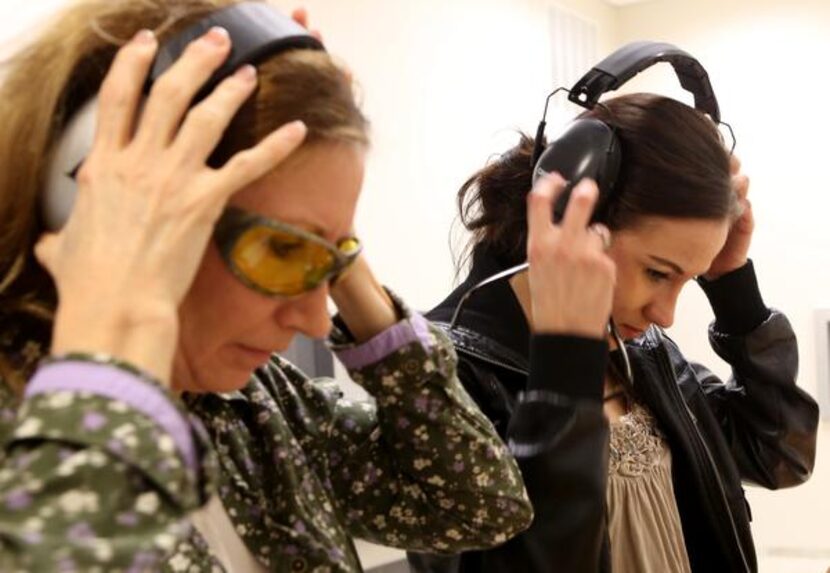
[
  {"x1": 501, "y1": 335, "x2": 610, "y2": 573},
  {"x1": 692, "y1": 261, "x2": 819, "y2": 489}
]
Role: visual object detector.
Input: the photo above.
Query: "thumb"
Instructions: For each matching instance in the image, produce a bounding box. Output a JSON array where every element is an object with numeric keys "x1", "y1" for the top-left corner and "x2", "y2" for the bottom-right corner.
[{"x1": 34, "y1": 233, "x2": 59, "y2": 272}]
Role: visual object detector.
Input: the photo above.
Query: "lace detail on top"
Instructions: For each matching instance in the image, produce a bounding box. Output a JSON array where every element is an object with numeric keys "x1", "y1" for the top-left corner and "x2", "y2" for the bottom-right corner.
[
  {"x1": 609, "y1": 402, "x2": 666, "y2": 476},
  {"x1": 606, "y1": 401, "x2": 693, "y2": 573}
]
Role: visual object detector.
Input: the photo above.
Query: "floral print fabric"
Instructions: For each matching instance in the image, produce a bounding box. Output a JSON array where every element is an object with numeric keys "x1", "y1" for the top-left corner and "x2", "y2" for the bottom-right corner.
[{"x1": 0, "y1": 303, "x2": 531, "y2": 572}]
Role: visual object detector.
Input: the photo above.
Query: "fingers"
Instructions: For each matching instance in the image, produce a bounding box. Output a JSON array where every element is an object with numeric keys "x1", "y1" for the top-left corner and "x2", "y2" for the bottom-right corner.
[
  {"x1": 291, "y1": 7, "x2": 309, "y2": 28},
  {"x1": 560, "y1": 179, "x2": 599, "y2": 236},
  {"x1": 133, "y1": 27, "x2": 233, "y2": 148},
  {"x1": 733, "y1": 173, "x2": 750, "y2": 200},
  {"x1": 588, "y1": 223, "x2": 612, "y2": 251},
  {"x1": 736, "y1": 199, "x2": 754, "y2": 232},
  {"x1": 525, "y1": 177, "x2": 616, "y2": 337},
  {"x1": 93, "y1": 30, "x2": 158, "y2": 149},
  {"x1": 729, "y1": 153, "x2": 741, "y2": 176},
  {"x1": 729, "y1": 155, "x2": 750, "y2": 218},
  {"x1": 34, "y1": 234, "x2": 59, "y2": 272},
  {"x1": 172, "y1": 64, "x2": 259, "y2": 162},
  {"x1": 527, "y1": 173, "x2": 565, "y2": 240},
  {"x1": 291, "y1": 7, "x2": 323, "y2": 41},
  {"x1": 528, "y1": 175, "x2": 603, "y2": 246},
  {"x1": 212, "y1": 121, "x2": 308, "y2": 201}
]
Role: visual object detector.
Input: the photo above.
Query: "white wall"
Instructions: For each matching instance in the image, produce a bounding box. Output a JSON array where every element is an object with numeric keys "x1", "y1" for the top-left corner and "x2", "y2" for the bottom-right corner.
[
  {"x1": 0, "y1": 1, "x2": 67, "y2": 61},
  {"x1": 615, "y1": 1, "x2": 830, "y2": 570}
]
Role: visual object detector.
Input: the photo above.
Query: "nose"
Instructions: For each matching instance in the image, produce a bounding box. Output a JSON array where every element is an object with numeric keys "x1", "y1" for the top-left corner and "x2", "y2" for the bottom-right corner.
[
  {"x1": 644, "y1": 287, "x2": 680, "y2": 330},
  {"x1": 277, "y1": 284, "x2": 332, "y2": 340}
]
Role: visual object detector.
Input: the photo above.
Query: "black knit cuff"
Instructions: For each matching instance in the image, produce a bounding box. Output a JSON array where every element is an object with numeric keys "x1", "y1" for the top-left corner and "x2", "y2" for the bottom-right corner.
[
  {"x1": 697, "y1": 259, "x2": 770, "y2": 336},
  {"x1": 528, "y1": 335, "x2": 608, "y2": 403}
]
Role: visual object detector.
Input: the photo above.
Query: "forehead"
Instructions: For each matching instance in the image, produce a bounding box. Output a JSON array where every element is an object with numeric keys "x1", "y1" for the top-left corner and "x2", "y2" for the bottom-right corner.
[
  {"x1": 228, "y1": 142, "x2": 365, "y2": 240},
  {"x1": 614, "y1": 216, "x2": 730, "y2": 276}
]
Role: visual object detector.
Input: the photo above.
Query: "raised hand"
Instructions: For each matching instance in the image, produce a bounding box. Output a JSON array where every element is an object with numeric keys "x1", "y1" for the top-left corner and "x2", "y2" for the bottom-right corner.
[
  {"x1": 35, "y1": 27, "x2": 306, "y2": 383},
  {"x1": 703, "y1": 154, "x2": 753, "y2": 279},
  {"x1": 526, "y1": 175, "x2": 616, "y2": 339}
]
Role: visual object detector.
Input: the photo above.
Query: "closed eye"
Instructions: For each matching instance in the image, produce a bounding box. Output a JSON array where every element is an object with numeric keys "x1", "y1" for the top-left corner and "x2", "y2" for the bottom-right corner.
[
  {"x1": 269, "y1": 237, "x2": 304, "y2": 259},
  {"x1": 645, "y1": 268, "x2": 671, "y2": 283}
]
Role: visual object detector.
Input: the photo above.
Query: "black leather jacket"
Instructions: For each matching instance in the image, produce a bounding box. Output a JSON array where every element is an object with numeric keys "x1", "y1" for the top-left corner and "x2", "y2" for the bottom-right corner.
[{"x1": 408, "y1": 249, "x2": 818, "y2": 573}]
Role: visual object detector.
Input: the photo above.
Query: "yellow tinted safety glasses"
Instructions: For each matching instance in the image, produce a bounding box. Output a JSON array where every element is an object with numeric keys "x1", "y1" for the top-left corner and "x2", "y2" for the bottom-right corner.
[{"x1": 214, "y1": 207, "x2": 362, "y2": 297}]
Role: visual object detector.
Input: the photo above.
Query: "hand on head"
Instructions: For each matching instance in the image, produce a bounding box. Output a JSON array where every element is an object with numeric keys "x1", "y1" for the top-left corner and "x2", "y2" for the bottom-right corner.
[
  {"x1": 702, "y1": 154, "x2": 753, "y2": 280},
  {"x1": 35, "y1": 27, "x2": 306, "y2": 382},
  {"x1": 526, "y1": 174, "x2": 617, "y2": 339}
]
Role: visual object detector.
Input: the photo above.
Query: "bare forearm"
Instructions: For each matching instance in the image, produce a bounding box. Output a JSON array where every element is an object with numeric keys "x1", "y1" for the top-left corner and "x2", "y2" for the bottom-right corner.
[{"x1": 329, "y1": 256, "x2": 398, "y2": 342}]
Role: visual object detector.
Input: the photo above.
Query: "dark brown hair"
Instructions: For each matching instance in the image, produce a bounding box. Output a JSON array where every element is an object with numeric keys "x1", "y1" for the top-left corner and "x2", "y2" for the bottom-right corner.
[
  {"x1": 457, "y1": 93, "x2": 736, "y2": 268},
  {"x1": 0, "y1": 0, "x2": 369, "y2": 393}
]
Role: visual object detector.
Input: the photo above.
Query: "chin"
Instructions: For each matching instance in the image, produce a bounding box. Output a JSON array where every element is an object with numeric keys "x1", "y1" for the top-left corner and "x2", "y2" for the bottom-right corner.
[{"x1": 189, "y1": 355, "x2": 272, "y2": 394}]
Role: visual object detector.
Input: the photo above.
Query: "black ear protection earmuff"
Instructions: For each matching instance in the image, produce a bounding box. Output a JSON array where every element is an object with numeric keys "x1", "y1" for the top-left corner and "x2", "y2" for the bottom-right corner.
[
  {"x1": 530, "y1": 40, "x2": 731, "y2": 223},
  {"x1": 42, "y1": 2, "x2": 324, "y2": 232}
]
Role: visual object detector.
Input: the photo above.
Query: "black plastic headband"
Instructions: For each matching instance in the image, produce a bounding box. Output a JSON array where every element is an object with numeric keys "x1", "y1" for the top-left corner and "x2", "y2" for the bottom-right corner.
[
  {"x1": 568, "y1": 41, "x2": 720, "y2": 123},
  {"x1": 148, "y1": 2, "x2": 325, "y2": 100}
]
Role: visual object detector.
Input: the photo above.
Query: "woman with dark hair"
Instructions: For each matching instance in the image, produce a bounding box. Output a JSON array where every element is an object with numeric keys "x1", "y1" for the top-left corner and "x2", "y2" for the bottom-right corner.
[
  {"x1": 0, "y1": 1, "x2": 532, "y2": 570},
  {"x1": 408, "y1": 93, "x2": 818, "y2": 572}
]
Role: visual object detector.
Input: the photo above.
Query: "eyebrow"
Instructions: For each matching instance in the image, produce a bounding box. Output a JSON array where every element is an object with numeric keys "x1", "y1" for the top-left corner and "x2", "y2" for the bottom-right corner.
[
  {"x1": 273, "y1": 216, "x2": 328, "y2": 239},
  {"x1": 300, "y1": 223, "x2": 353, "y2": 244},
  {"x1": 648, "y1": 255, "x2": 686, "y2": 276}
]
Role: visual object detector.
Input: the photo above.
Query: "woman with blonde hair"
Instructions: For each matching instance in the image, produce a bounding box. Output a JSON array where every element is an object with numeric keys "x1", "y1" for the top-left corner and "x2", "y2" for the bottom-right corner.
[{"x1": 0, "y1": 1, "x2": 531, "y2": 570}]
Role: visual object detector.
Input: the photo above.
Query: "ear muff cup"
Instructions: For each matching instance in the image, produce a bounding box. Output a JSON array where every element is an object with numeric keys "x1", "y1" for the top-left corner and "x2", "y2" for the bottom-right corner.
[{"x1": 532, "y1": 118, "x2": 621, "y2": 223}]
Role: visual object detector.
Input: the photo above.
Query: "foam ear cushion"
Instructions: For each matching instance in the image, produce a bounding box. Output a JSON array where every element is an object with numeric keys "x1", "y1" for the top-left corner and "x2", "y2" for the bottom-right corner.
[
  {"x1": 532, "y1": 118, "x2": 621, "y2": 223},
  {"x1": 42, "y1": 97, "x2": 99, "y2": 231}
]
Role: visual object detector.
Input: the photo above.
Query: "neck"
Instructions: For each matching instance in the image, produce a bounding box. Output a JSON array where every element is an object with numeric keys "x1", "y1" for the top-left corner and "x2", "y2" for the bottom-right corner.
[{"x1": 508, "y1": 271, "x2": 533, "y2": 329}]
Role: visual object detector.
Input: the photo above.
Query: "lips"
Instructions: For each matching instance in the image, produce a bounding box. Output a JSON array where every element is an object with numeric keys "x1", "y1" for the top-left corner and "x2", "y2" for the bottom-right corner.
[
  {"x1": 234, "y1": 344, "x2": 274, "y2": 364},
  {"x1": 620, "y1": 324, "x2": 646, "y2": 339}
]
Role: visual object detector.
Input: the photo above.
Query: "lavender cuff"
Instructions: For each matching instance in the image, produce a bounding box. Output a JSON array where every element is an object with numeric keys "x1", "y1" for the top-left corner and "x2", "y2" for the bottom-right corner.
[
  {"x1": 335, "y1": 313, "x2": 433, "y2": 370},
  {"x1": 25, "y1": 361, "x2": 197, "y2": 472}
]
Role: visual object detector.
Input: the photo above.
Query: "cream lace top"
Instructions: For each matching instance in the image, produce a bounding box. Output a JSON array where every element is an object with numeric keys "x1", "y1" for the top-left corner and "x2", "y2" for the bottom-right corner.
[{"x1": 606, "y1": 402, "x2": 692, "y2": 573}]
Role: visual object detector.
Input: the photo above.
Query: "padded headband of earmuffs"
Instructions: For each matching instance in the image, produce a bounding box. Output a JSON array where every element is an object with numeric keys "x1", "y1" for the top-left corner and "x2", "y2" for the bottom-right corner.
[
  {"x1": 42, "y1": 2, "x2": 324, "y2": 231},
  {"x1": 568, "y1": 40, "x2": 720, "y2": 123},
  {"x1": 148, "y1": 2, "x2": 324, "y2": 102}
]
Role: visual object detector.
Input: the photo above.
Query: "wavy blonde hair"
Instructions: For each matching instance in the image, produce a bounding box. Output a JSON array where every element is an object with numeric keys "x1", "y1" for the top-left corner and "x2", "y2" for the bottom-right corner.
[{"x1": 0, "y1": 0, "x2": 369, "y2": 393}]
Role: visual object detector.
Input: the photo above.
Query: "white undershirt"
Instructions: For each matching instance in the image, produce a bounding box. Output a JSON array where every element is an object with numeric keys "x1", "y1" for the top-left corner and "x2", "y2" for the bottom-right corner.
[{"x1": 189, "y1": 495, "x2": 268, "y2": 572}]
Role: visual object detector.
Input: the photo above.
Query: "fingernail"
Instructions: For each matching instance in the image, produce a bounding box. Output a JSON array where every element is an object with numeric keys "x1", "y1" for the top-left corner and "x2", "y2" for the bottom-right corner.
[
  {"x1": 133, "y1": 29, "x2": 156, "y2": 45},
  {"x1": 205, "y1": 26, "x2": 230, "y2": 46},
  {"x1": 544, "y1": 172, "x2": 565, "y2": 186},
  {"x1": 574, "y1": 181, "x2": 596, "y2": 197},
  {"x1": 284, "y1": 120, "x2": 308, "y2": 139},
  {"x1": 235, "y1": 64, "x2": 257, "y2": 82}
]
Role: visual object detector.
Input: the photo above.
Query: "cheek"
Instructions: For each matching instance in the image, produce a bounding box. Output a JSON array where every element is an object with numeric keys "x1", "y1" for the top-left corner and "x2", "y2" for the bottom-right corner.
[
  {"x1": 177, "y1": 247, "x2": 274, "y2": 365},
  {"x1": 611, "y1": 260, "x2": 651, "y2": 314},
  {"x1": 177, "y1": 247, "x2": 310, "y2": 392}
]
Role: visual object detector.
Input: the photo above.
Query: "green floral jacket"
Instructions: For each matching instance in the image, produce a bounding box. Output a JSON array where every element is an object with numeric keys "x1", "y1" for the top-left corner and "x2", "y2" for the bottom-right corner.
[{"x1": 0, "y1": 304, "x2": 532, "y2": 572}]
